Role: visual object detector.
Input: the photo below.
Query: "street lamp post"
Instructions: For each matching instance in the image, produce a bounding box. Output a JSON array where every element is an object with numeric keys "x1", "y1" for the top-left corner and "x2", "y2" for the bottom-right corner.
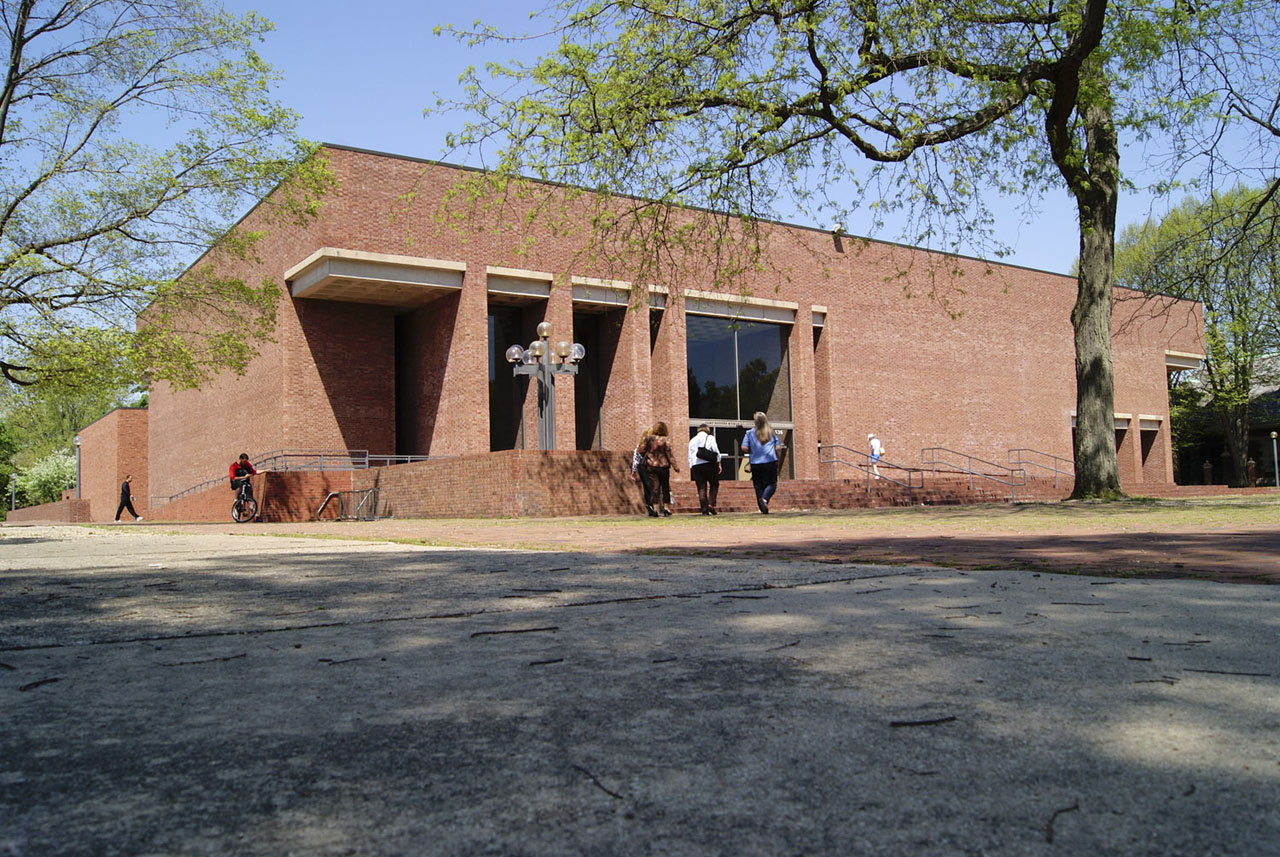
[
  {"x1": 504, "y1": 321, "x2": 586, "y2": 451},
  {"x1": 1271, "y1": 431, "x2": 1277, "y2": 487},
  {"x1": 73, "y1": 435, "x2": 81, "y2": 499},
  {"x1": 9, "y1": 473, "x2": 15, "y2": 511}
]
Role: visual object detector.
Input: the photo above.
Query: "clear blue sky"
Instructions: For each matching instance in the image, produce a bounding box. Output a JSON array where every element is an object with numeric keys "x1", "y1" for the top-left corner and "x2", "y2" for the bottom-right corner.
[{"x1": 223, "y1": 0, "x2": 1169, "y2": 276}]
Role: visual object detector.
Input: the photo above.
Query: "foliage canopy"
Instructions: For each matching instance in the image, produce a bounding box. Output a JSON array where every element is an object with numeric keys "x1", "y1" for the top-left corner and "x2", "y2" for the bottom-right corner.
[
  {"x1": 438, "y1": 0, "x2": 1277, "y2": 497},
  {"x1": 0, "y1": 0, "x2": 331, "y2": 390},
  {"x1": 1115, "y1": 187, "x2": 1280, "y2": 486}
]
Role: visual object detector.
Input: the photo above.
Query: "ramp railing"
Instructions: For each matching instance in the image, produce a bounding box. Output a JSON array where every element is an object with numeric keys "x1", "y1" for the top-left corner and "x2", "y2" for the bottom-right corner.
[
  {"x1": 818, "y1": 443, "x2": 925, "y2": 504},
  {"x1": 921, "y1": 447, "x2": 1026, "y2": 501},
  {"x1": 151, "y1": 449, "x2": 428, "y2": 507},
  {"x1": 1008, "y1": 448, "x2": 1074, "y2": 490}
]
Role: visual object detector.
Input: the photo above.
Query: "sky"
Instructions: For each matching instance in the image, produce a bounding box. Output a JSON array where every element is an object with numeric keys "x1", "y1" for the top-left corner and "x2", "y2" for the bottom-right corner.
[{"x1": 219, "y1": 0, "x2": 1174, "y2": 277}]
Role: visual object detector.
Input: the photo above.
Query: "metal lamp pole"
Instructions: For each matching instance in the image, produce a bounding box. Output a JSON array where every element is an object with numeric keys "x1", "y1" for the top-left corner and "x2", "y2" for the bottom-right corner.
[
  {"x1": 73, "y1": 435, "x2": 82, "y2": 499},
  {"x1": 1271, "y1": 431, "x2": 1278, "y2": 487},
  {"x1": 505, "y1": 321, "x2": 586, "y2": 451}
]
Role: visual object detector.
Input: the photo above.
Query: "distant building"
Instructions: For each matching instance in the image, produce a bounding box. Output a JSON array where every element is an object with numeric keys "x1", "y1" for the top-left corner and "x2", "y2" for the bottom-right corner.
[{"x1": 1172, "y1": 353, "x2": 1280, "y2": 486}]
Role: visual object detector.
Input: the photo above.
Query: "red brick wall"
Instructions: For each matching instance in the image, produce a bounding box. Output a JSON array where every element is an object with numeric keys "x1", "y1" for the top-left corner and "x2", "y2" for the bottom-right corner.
[
  {"x1": 812, "y1": 316, "x2": 834, "y2": 460},
  {"x1": 144, "y1": 145, "x2": 1204, "y2": 502},
  {"x1": 1111, "y1": 291, "x2": 1203, "y2": 485},
  {"x1": 350, "y1": 451, "x2": 641, "y2": 518},
  {"x1": 77, "y1": 408, "x2": 149, "y2": 522},
  {"x1": 146, "y1": 245, "x2": 288, "y2": 500},
  {"x1": 6, "y1": 499, "x2": 91, "y2": 523},
  {"x1": 146, "y1": 454, "x2": 642, "y2": 522},
  {"x1": 606, "y1": 305, "x2": 654, "y2": 453},
  {"x1": 788, "y1": 312, "x2": 819, "y2": 479},
  {"x1": 149, "y1": 471, "x2": 356, "y2": 523},
  {"x1": 288, "y1": 299, "x2": 396, "y2": 453},
  {"x1": 426, "y1": 267, "x2": 490, "y2": 458},
  {"x1": 396, "y1": 293, "x2": 461, "y2": 455},
  {"x1": 649, "y1": 301, "x2": 689, "y2": 442}
]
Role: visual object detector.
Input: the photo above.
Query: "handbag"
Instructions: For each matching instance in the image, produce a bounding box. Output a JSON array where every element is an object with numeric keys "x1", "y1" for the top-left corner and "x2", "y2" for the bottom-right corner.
[{"x1": 695, "y1": 444, "x2": 717, "y2": 462}]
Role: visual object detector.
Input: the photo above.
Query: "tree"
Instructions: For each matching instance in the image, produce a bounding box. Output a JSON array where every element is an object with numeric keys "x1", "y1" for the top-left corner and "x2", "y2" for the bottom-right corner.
[
  {"x1": 1171, "y1": 0, "x2": 1280, "y2": 249},
  {"x1": 0, "y1": 376, "x2": 139, "y2": 467},
  {"x1": 0, "y1": 416, "x2": 17, "y2": 511},
  {"x1": 1115, "y1": 187, "x2": 1280, "y2": 485},
  {"x1": 14, "y1": 447, "x2": 74, "y2": 505},
  {"x1": 0, "y1": 0, "x2": 331, "y2": 390},
  {"x1": 437, "y1": 0, "x2": 1274, "y2": 498}
]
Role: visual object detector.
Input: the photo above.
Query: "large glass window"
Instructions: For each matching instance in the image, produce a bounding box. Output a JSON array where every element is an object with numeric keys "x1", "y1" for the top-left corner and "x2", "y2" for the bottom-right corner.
[
  {"x1": 687, "y1": 315, "x2": 791, "y2": 422},
  {"x1": 687, "y1": 314, "x2": 793, "y2": 480},
  {"x1": 686, "y1": 315, "x2": 738, "y2": 420},
  {"x1": 736, "y1": 321, "x2": 791, "y2": 423}
]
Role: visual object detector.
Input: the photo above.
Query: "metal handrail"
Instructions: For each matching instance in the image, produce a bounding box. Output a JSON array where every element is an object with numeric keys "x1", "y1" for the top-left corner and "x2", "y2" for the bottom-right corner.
[
  {"x1": 818, "y1": 443, "x2": 924, "y2": 504},
  {"x1": 151, "y1": 449, "x2": 429, "y2": 507},
  {"x1": 253, "y1": 449, "x2": 431, "y2": 472},
  {"x1": 1008, "y1": 448, "x2": 1075, "y2": 489},
  {"x1": 921, "y1": 447, "x2": 1026, "y2": 501}
]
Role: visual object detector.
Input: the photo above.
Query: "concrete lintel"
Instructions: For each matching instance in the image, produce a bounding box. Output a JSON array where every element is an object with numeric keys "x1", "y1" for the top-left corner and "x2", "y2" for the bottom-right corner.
[
  {"x1": 287, "y1": 248, "x2": 466, "y2": 307},
  {"x1": 1165, "y1": 350, "x2": 1205, "y2": 371}
]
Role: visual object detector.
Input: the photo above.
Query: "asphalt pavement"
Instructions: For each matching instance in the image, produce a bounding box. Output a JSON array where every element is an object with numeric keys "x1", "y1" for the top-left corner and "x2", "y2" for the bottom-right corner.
[{"x1": 2, "y1": 526, "x2": 1278, "y2": 856}]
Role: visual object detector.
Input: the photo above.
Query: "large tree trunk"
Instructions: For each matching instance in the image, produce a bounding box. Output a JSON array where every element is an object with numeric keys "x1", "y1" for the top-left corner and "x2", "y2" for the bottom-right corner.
[
  {"x1": 1219, "y1": 407, "x2": 1251, "y2": 487},
  {"x1": 1068, "y1": 100, "x2": 1124, "y2": 499}
]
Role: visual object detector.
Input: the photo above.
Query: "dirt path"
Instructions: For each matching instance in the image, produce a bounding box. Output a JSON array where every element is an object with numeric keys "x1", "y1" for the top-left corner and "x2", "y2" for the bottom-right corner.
[{"x1": 114, "y1": 498, "x2": 1280, "y2": 584}]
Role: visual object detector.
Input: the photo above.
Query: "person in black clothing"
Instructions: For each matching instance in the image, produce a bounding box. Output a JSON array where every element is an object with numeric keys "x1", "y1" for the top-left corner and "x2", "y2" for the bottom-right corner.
[{"x1": 115, "y1": 474, "x2": 142, "y2": 521}]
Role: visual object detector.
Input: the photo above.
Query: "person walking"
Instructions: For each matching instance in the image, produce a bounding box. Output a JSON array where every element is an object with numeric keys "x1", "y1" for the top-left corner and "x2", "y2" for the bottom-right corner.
[
  {"x1": 868, "y1": 433, "x2": 884, "y2": 479},
  {"x1": 687, "y1": 424, "x2": 722, "y2": 515},
  {"x1": 640, "y1": 421, "x2": 679, "y2": 516},
  {"x1": 741, "y1": 412, "x2": 781, "y2": 514},
  {"x1": 630, "y1": 427, "x2": 656, "y2": 516},
  {"x1": 115, "y1": 474, "x2": 142, "y2": 522}
]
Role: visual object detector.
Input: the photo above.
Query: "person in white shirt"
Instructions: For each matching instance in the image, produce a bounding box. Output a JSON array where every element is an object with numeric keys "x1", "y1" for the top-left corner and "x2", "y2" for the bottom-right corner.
[
  {"x1": 868, "y1": 433, "x2": 883, "y2": 479},
  {"x1": 687, "y1": 424, "x2": 722, "y2": 515}
]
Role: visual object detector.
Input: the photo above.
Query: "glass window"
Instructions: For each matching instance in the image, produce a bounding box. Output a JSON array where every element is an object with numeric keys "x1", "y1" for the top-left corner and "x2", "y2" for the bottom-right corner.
[
  {"x1": 687, "y1": 315, "x2": 791, "y2": 423},
  {"x1": 736, "y1": 321, "x2": 790, "y2": 422},
  {"x1": 686, "y1": 315, "x2": 739, "y2": 421}
]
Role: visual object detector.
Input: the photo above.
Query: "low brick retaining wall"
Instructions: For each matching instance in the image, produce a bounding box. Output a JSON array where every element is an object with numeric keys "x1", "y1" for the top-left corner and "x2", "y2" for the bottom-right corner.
[
  {"x1": 5, "y1": 499, "x2": 92, "y2": 524},
  {"x1": 141, "y1": 453, "x2": 1072, "y2": 522},
  {"x1": 133, "y1": 454, "x2": 1280, "y2": 524},
  {"x1": 147, "y1": 451, "x2": 643, "y2": 523}
]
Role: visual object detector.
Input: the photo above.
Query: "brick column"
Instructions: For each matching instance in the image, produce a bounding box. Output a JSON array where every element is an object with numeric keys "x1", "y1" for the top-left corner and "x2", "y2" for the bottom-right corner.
[
  {"x1": 789, "y1": 310, "x2": 820, "y2": 479},
  {"x1": 607, "y1": 299, "x2": 655, "y2": 452},
  {"x1": 435, "y1": 268, "x2": 492, "y2": 457},
  {"x1": 651, "y1": 293, "x2": 690, "y2": 449}
]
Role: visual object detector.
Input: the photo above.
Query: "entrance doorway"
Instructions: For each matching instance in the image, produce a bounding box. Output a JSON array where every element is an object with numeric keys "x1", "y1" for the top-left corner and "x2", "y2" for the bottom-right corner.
[{"x1": 686, "y1": 314, "x2": 793, "y2": 479}]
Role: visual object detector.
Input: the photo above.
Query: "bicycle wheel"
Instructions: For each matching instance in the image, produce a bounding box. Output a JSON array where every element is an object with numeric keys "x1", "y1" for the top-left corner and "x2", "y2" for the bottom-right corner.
[{"x1": 232, "y1": 496, "x2": 258, "y2": 523}]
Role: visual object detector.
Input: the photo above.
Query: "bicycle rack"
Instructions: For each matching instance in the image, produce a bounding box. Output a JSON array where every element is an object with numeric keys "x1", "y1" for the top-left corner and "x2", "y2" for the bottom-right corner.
[{"x1": 316, "y1": 488, "x2": 380, "y2": 521}]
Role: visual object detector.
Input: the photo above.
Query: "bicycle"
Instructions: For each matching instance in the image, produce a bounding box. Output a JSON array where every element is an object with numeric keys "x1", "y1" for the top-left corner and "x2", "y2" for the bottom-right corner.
[{"x1": 231, "y1": 477, "x2": 259, "y2": 523}]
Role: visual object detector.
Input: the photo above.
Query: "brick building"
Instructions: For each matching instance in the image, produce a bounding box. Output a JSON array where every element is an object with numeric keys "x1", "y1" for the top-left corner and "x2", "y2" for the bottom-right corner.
[
  {"x1": 74, "y1": 144, "x2": 1203, "y2": 521},
  {"x1": 78, "y1": 407, "x2": 149, "y2": 520}
]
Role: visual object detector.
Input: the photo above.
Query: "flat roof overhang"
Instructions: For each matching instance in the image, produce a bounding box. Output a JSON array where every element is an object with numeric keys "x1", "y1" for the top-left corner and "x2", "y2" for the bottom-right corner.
[
  {"x1": 1165, "y1": 350, "x2": 1205, "y2": 371},
  {"x1": 285, "y1": 248, "x2": 466, "y2": 308}
]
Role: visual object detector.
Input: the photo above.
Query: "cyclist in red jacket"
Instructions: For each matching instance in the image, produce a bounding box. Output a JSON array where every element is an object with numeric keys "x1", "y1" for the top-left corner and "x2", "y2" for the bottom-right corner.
[{"x1": 229, "y1": 453, "x2": 258, "y2": 500}]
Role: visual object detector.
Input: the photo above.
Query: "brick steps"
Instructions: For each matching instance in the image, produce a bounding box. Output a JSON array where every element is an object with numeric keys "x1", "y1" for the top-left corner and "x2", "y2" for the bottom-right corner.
[{"x1": 665, "y1": 474, "x2": 1073, "y2": 513}]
